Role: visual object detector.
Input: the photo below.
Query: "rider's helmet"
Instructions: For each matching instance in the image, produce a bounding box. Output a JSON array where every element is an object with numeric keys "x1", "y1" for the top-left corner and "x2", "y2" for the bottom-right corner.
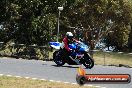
[{"x1": 66, "y1": 32, "x2": 74, "y2": 40}]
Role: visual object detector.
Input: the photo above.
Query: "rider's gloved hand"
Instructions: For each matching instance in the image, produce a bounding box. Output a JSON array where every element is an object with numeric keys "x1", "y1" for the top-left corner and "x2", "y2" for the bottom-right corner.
[{"x1": 70, "y1": 49, "x2": 72, "y2": 52}]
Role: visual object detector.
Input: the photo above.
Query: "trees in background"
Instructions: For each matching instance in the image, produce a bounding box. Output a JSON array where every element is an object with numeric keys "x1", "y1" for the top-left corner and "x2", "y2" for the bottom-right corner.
[
  {"x1": 104, "y1": 0, "x2": 132, "y2": 51},
  {"x1": 61, "y1": 0, "x2": 132, "y2": 51},
  {"x1": 0, "y1": 0, "x2": 131, "y2": 51}
]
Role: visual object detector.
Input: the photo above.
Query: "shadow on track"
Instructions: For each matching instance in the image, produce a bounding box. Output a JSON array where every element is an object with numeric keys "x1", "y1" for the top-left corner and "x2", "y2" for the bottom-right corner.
[
  {"x1": 51, "y1": 65, "x2": 79, "y2": 68},
  {"x1": 42, "y1": 64, "x2": 47, "y2": 65}
]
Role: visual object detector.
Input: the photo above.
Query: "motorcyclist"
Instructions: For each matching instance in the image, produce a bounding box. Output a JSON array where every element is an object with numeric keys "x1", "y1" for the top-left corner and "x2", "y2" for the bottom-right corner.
[{"x1": 61, "y1": 32, "x2": 79, "y2": 59}]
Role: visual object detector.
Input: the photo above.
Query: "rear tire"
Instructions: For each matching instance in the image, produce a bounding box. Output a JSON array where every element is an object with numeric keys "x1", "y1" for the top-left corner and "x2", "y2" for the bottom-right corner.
[
  {"x1": 53, "y1": 50, "x2": 65, "y2": 66},
  {"x1": 83, "y1": 53, "x2": 94, "y2": 69}
]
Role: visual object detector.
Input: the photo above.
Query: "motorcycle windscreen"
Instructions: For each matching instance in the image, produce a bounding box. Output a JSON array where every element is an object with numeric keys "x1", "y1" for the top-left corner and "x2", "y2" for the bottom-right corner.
[
  {"x1": 79, "y1": 48, "x2": 85, "y2": 51},
  {"x1": 78, "y1": 43, "x2": 89, "y2": 52}
]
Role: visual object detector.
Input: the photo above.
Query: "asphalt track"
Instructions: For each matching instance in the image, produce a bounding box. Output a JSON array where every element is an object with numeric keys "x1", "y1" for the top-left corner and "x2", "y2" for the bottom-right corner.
[{"x1": 0, "y1": 57, "x2": 132, "y2": 88}]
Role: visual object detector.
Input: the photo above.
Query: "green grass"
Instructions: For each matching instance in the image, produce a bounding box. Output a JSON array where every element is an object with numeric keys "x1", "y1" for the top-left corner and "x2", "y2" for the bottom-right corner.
[
  {"x1": 0, "y1": 76, "x2": 95, "y2": 88},
  {"x1": 94, "y1": 51, "x2": 132, "y2": 66},
  {"x1": 0, "y1": 47, "x2": 49, "y2": 60}
]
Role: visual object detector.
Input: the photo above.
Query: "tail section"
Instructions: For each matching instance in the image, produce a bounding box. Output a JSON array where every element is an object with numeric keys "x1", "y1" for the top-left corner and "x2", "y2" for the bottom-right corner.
[{"x1": 49, "y1": 42, "x2": 61, "y2": 49}]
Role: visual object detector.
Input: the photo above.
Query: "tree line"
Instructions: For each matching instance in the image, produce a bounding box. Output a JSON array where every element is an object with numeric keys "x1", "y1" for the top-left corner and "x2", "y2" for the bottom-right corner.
[{"x1": 0, "y1": 0, "x2": 132, "y2": 52}]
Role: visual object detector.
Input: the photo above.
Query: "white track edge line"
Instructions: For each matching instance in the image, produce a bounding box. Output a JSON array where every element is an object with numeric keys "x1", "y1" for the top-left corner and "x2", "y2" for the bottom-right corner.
[
  {"x1": 40, "y1": 79, "x2": 46, "y2": 81},
  {"x1": 71, "y1": 83, "x2": 77, "y2": 85},
  {"x1": 15, "y1": 76, "x2": 22, "y2": 78},
  {"x1": 0, "y1": 74, "x2": 4, "y2": 76},
  {"x1": 6, "y1": 75, "x2": 12, "y2": 77},
  {"x1": 0, "y1": 74, "x2": 106, "y2": 88},
  {"x1": 32, "y1": 78, "x2": 38, "y2": 80},
  {"x1": 49, "y1": 80, "x2": 55, "y2": 82},
  {"x1": 56, "y1": 81, "x2": 61, "y2": 83},
  {"x1": 25, "y1": 77, "x2": 30, "y2": 79},
  {"x1": 84, "y1": 84, "x2": 94, "y2": 87},
  {"x1": 64, "y1": 82, "x2": 70, "y2": 84},
  {"x1": 95, "y1": 86, "x2": 102, "y2": 88}
]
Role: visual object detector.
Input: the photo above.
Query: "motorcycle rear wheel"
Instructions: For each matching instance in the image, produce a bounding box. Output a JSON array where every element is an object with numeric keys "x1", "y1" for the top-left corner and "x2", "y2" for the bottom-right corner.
[{"x1": 53, "y1": 51, "x2": 65, "y2": 66}]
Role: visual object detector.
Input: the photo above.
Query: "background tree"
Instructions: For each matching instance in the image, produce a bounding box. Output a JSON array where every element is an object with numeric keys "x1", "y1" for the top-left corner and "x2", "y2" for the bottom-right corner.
[
  {"x1": 0, "y1": 0, "x2": 131, "y2": 52},
  {"x1": 61, "y1": 0, "x2": 132, "y2": 52}
]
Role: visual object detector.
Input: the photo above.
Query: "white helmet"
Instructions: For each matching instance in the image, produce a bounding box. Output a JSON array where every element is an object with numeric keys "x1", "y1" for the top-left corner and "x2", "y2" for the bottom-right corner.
[{"x1": 66, "y1": 32, "x2": 74, "y2": 39}]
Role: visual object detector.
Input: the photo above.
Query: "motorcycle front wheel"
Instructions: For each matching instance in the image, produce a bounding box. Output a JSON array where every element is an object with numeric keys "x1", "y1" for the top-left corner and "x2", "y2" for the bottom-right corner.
[
  {"x1": 83, "y1": 53, "x2": 94, "y2": 69},
  {"x1": 53, "y1": 50, "x2": 65, "y2": 66}
]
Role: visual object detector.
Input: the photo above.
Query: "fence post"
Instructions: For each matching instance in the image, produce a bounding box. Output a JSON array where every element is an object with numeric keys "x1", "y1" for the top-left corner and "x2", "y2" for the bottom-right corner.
[{"x1": 103, "y1": 51, "x2": 106, "y2": 66}]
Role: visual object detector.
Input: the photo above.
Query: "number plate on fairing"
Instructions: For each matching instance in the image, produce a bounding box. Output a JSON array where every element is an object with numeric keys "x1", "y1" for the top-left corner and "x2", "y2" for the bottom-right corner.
[{"x1": 76, "y1": 54, "x2": 84, "y2": 59}]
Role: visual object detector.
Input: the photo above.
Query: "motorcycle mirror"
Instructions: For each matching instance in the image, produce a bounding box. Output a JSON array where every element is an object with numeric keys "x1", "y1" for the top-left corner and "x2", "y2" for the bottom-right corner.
[{"x1": 79, "y1": 38, "x2": 83, "y2": 42}]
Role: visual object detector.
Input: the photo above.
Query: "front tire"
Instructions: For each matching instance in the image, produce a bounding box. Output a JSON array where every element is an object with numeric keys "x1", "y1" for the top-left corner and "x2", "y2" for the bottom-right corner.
[
  {"x1": 83, "y1": 53, "x2": 94, "y2": 69},
  {"x1": 53, "y1": 50, "x2": 65, "y2": 66}
]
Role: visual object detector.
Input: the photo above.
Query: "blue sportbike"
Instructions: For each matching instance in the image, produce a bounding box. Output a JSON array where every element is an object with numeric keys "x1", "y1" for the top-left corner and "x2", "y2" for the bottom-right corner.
[{"x1": 49, "y1": 41, "x2": 94, "y2": 69}]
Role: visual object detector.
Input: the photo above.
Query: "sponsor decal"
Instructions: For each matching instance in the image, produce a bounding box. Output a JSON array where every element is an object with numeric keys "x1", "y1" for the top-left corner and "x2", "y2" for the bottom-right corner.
[{"x1": 76, "y1": 66, "x2": 131, "y2": 85}]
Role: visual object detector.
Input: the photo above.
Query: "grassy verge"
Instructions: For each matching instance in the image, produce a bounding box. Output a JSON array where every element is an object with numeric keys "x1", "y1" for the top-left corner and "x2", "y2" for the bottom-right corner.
[
  {"x1": 0, "y1": 46, "x2": 49, "y2": 60},
  {"x1": 0, "y1": 76, "x2": 94, "y2": 88},
  {"x1": 1, "y1": 44, "x2": 132, "y2": 67},
  {"x1": 94, "y1": 51, "x2": 132, "y2": 66}
]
